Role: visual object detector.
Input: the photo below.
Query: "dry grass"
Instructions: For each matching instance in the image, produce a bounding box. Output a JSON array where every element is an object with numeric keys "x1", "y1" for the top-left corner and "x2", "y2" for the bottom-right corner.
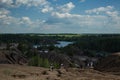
[{"x1": 0, "y1": 64, "x2": 120, "y2": 80}]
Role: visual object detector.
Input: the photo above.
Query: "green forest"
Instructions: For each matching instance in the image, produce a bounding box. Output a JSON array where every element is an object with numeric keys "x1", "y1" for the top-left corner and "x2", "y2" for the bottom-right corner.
[{"x1": 0, "y1": 34, "x2": 120, "y2": 68}]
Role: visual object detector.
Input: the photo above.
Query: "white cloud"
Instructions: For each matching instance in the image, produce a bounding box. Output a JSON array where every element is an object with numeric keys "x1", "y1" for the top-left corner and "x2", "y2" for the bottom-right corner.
[
  {"x1": 0, "y1": 0, "x2": 14, "y2": 7},
  {"x1": 51, "y1": 2, "x2": 76, "y2": 18},
  {"x1": 50, "y1": 4, "x2": 120, "y2": 31},
  {"x1": 0, "y1": 8, "x2": 10, "y2": 15},
  {"x1": 20, "y1": 17, "x2": 33, "y2": 25},
  {"x1": 57, "y1": 2, "x2": 75, "y2": 13},
  {"x1": 0, "y1": 8, "x2": 13, "y2": 25},
  {"x1": 51, "y1": 11, "x2": 107, "y2": 25},
  {"x1": 0, "y1": 1, "x2": 120, "y2": 33},
  {"x1": 0, "y1": 0, "x2": 53, "y2": 14},
  {"x1": 41, "y1": 5, "x2": 53, "y2": 13},
  {"x1": 106, "y1": 11, "x2": 119, "y2": 17},
  {"x1": 15, "y1": 0, "x2": 48, "y2": 7},
  {"x1": 51, "y1": 6, "x2": 120, "y2": 32},
  {"x1": 85, "y1": 6, "x2": 120, "y2": 26},
  {"x1": 15, "y1": 0, "x2": 28, "y2": 5},
  {"x1": 0, "y1": 15, "x2": 18, "y2": 25},
  {"x1": 85, "y1": 6, "x2": 114, "y2": 14},
  {"x1": 0, "y1": 0, "x2": 50, "y2": 9},
  {"x1": 52, "y1": 12, "x2": 71, "y2": 18},
  {"x1": 1, "y1": 0, "x2": 52, "y2": 13},
  {"x1": 0, "y1": 8, "x2": 44, "y2": 28}
]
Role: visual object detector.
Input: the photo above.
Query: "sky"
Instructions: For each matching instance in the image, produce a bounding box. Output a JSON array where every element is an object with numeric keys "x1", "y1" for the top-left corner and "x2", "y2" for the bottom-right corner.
[{"x1": 0, "y1": 0, "x2": 120, "y2": 34}]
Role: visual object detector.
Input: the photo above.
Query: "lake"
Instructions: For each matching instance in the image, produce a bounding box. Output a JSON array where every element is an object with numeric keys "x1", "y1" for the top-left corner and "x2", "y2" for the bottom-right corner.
[
  {"x1": 55, "y1": 41, "x2": 73, "y2": 47},
  {"x1": 33, "y1": 41, "x2": 73, "y2": 48}
]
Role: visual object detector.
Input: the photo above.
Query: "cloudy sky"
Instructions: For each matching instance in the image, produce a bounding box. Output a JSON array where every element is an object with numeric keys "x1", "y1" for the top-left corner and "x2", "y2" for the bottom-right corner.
[{"x1": 0, "y1": 0, "x2": 120, "y2": 33}]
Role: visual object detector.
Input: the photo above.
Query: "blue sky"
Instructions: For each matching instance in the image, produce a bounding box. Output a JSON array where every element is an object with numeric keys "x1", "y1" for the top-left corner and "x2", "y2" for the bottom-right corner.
[{"x1": 0, "y1": 0, "x2": 120, "y2": 33}]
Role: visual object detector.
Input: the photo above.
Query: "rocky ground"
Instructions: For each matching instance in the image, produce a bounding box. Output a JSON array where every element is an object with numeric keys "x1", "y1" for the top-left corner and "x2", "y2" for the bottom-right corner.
[{"x1": 0, "y1": 64, "x2": 120, "y2": 80}]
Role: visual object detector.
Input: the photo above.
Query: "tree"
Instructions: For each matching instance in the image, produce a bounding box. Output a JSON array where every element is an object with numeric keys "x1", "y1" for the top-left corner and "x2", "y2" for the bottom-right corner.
[{"x1": 17, "y1": 43, "x2": 29, "y2": 53}]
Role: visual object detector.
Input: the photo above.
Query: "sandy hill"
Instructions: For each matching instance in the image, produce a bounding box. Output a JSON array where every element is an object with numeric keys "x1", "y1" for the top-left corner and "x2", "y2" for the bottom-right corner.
[
  {"x1": 95, "y1": 52, "x2": 120, "y2": 74},
  {"x1": 0, "y1": 64, "x2": 120, "y2": 80},
  {"x1": 0, "y1": 50, "x2": 27, "y2": 65}
]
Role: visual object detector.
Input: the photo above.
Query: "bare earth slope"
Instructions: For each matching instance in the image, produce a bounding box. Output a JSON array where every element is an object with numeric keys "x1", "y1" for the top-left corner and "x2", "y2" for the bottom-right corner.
[
  {"x1": 95, "y1": 52, "x2": 120, "y2": 75},
  {"x1": 0, "y1": 50, "x2": 27, "y2": 65},
  {"x1": 0, "y1": 64, "x2": 120, "y2": 80}
]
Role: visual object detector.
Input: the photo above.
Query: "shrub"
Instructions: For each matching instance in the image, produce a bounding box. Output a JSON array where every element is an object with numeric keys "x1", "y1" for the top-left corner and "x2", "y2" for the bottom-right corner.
[
  {"x1": 28, "y1": 55, "x2": 60, "y2": 68},
  {"x1": 28, "y1": 56, "x2": 51, "y2": 68}
]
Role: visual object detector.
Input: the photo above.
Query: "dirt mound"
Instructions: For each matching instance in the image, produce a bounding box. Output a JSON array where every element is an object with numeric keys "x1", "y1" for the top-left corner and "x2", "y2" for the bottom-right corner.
[
  {"x1": 0, "y1": 64, "x2": 120, "y2": 80},
  {"x1": 95, "y1": 52, "x2": 120, "y2": 73},
  {"x1": 0, "y1": 50, "x2": 27, "y2": 65}
]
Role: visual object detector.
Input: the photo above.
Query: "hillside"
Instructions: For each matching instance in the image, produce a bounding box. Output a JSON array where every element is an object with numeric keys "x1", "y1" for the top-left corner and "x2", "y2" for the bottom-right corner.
[
  {"x1": 0, "y1": 50, "x2": 27, "y2": 65},
  {"x1": 0, "y1": 64, "x2": 120, "y2": 80},
  {"x1": 95, "y1": 52, "x2": 120, "y2": 75}
]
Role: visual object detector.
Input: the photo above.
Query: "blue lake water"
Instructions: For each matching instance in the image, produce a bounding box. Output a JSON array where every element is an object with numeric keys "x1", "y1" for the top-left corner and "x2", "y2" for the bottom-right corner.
[
  {"x1": 33, "y1": 41, "x2": 73, "y2": 48},
  {"x1": 55, "y1": 41, "x2": 73, "y2": 47}
]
